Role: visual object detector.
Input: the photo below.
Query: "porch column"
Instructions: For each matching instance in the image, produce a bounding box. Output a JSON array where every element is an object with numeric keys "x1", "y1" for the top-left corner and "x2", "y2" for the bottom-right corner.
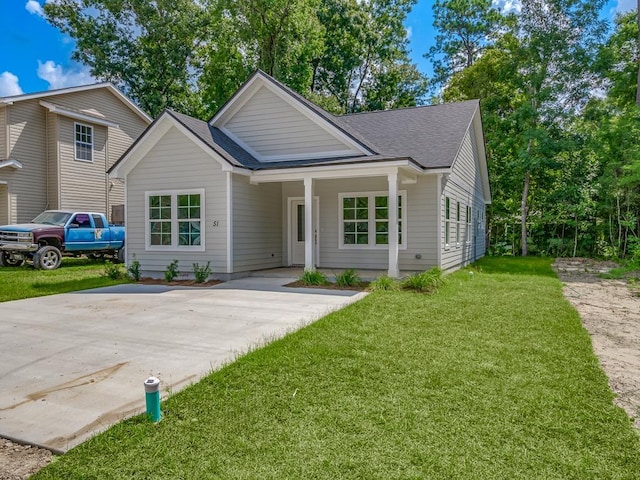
[
  {"x1": 304, "y1": 176, "x2": 315, "y2": 271},
  {"x1": 388, "y1": 171, "x2": 399, "y2": 278}
]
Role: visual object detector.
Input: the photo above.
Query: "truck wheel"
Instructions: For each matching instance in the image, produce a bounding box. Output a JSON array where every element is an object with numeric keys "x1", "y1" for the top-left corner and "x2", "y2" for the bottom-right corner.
[
  {"x1": 116, "y1": 248, "x2": 125, "y2": 264},
  {"x1": 33, "y1": 246, "x2": 62, "y2": 270},
  {"x1": 0, "y1": 252, "x2": 24, "y2": 267}
]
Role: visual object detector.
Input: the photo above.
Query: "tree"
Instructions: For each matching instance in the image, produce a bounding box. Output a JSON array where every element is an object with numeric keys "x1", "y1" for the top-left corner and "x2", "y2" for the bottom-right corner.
[
  {"x1": 45, "y1": 0, "x2": 205, "y2": 117},
  {"x1": 312, "y1": 0, "x2": 427, "y2": 114},
  {"x1": 426, "y1": 0, "x2": 507, "y2": 93}
]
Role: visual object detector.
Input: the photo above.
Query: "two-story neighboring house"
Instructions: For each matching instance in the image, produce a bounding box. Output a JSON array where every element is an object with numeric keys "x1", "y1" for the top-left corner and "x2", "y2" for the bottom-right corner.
[{"x1": 0, "y1": 83, "x2": 151, "y2": 225}]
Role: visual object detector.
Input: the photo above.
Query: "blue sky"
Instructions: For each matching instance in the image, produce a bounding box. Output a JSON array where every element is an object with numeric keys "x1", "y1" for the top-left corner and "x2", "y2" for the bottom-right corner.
[{"x1": 0, "y1": 0, "x2": 634, "y2": 98}]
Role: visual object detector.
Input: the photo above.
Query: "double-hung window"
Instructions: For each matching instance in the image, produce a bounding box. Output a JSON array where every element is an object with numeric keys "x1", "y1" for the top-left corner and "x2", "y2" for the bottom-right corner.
[
  {"x1": 445, "y1": 196, "x2": 450, "y2": 247},
  {"x1": 456, "y1": 201, "x2": 461, "y2": 245},
  {"x1": 340, "y1": 191, "x2": 405, "y2": 249},
  {"x1": 74, "y1": 123, "x2": 93, "y2": 162},
  {"x1": 146, "y1": 189, "x2": 204, "y2": 251},
  {"x1": 466, "y1": 206, "x2": 472, "y2": 243}
]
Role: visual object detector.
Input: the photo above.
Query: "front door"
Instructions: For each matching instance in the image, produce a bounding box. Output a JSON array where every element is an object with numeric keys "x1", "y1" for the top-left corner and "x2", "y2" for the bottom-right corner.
[{"x1": 290, "y1": 198, "x2": 319, "y2": 266}]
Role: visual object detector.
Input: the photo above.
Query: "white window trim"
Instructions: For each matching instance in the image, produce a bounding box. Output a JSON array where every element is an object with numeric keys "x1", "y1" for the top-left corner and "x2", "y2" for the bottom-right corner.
[
  {"x1": 74, "y1": 122, "x2": 94, "y2": 163},
  {"x1": 444, "y1": 196, "x2": 451, "y2": 250},
  {"x1": 466, "y1": 205, "x2": 472, "y2": 244},
  {"x1": 455, "y1": 200, "x2": 461, "y2": 248},
  {"x1": 145, "y1": 189, "x2": 205, "y2": 252},
  {"x1": 338, "y1": 190, "x2": 407, "y2": 250}
]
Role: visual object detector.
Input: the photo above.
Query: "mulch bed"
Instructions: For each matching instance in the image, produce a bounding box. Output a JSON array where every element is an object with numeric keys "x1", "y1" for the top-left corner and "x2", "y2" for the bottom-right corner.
[
  {"x1": 284, "y1": 281, "x2": 369, "y2": 291},
  {"x1": 136, "y1": 278, "x2": 224, "y2": 287}
]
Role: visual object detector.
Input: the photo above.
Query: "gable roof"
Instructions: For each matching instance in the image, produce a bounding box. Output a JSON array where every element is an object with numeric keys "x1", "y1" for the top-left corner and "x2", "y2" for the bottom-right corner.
[
  {"x1": 110, "y1": 70, "x2": 487, "y2": 190},
  {"x1": 0, "y1": 82, "x2": 151, "y2": 123}
]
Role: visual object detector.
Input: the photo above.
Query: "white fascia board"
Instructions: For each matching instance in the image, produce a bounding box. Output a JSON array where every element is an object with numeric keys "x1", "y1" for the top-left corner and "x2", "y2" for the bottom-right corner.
[
  {"x1": 40, "y1": 100, "x2": 120, "y2": 128},
  {"x1": 110, "y1": 114, "x2": 250, "y2": 179},
  {"x1": 249, "y1": 160, "x2": 421, "y2": 184},
  {"x1": 0, "y1": 159, "x2": 23, "y2": 170}
]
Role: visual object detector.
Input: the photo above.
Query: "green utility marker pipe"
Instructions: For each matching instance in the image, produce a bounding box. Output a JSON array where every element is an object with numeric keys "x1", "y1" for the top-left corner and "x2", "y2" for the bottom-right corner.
[{"x1": 144, "y1": 376, "x2": 161, "y2": 422}]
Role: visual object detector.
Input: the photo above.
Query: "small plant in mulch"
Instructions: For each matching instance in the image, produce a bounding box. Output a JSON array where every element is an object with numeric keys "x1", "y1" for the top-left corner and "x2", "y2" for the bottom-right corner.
[
  {"x1": 103, "y1": 261, "x2": 124, "y2": 280},
  {"x1": 299, "y1": 270, "x2": 329, "y2": 286},
  {"x1": 335, "y1": 269, "x2": 362, "y2": 288},
  {"x1": 368, "y1": 275, "x2": 399, "y2": 291},
  {"x1": 127, "y1": 255, "x2": 142, "y2": 282},
  {"x1": 164, "y1": 259, "x2": 180, "y2": 282},
  {"x1": 193, "y1": 262, "x2": 212, "y2": 283},
  {"x1": 401, "y1": 267, "x2": 445, "y2": 293}
]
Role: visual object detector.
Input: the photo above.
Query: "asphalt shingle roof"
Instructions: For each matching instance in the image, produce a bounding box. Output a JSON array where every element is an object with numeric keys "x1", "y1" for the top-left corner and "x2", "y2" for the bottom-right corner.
[{"x1": 111, "y1": 71, "x2": 480, "y2": 174}]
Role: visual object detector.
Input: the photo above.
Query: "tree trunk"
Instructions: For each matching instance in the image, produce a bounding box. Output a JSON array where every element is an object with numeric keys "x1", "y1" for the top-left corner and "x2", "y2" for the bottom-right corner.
[{"x1": 521, "y1": 170, "x2": 530, "y2": 256}]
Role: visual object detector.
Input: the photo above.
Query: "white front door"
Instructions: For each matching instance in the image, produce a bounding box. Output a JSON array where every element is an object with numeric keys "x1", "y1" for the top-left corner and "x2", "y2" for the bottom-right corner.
[{"x1": 290, "y1": 198, "x2": 319, "y2": 266}]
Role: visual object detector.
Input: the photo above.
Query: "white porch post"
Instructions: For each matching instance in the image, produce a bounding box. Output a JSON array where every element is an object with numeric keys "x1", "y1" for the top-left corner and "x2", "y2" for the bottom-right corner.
[
  {"x1": 304, "y1": 176, "x2": 315, "y2": 271},
  {"x1": 388, "y1": 170, "x2": 399, "y2": 278}
]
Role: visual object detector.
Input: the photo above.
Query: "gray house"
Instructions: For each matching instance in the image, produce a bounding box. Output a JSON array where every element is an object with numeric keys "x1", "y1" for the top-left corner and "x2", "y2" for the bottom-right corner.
[
  {"x1": 110, "y1": 71, "x2": 490, "y2": 279},
  {"x1": 0, "y1": 83, "x2": 151, "y2": 225}
]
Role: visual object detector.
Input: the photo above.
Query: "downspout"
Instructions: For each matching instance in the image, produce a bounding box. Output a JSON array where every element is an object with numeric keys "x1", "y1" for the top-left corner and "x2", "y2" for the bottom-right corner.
[{"x1": 436, "y1": 174, "x2": 443, "y2": 268}]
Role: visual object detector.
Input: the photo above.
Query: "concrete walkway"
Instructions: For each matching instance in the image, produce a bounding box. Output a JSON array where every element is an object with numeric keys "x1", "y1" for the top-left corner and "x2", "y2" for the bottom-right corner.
[{"x1": 0, "y1": 277, "x2": 366, "y2": 452}]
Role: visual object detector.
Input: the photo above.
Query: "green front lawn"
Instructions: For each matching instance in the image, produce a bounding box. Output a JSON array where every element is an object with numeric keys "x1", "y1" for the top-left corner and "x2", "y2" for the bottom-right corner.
[
  {"x1": 34, "y1": 257, "x2": 640, "y2": 479},
  {"x1": 0, "y1": 258, "x2": 128, "y2": 302}
]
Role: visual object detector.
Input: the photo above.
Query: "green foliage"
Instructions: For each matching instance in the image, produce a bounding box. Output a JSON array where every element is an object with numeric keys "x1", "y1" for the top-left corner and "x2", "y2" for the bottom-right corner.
[
  {"x1": 192, "y1": 262, "x2": 212, "y2": 283},
  {"x1": 401, "y1": 267, "x2": 444, "y2": 293},
  {"x1": 298, "y1": 270, "x2": 329, "y2": 286},
  {"x1": 32, "y1": 260, "x2": 640, "y2": 479},
  {"x1": 334, "y1": 269, "x2": 362, "y2": 287},
  {"x1": 368, "y1": 274, "x2": 399, "y2": 291},
  {"x1": 103, "y1": 261, "x2": 124, "y2": 280},
  {"x1": 127, "y1": 255, "x2": 142, "y2": 282},
  {"x1": 0, "y1": 259, "x2": 128, "y2": 302},
  {"x1": 164, "y1": 260, "x2": 180, "y2": 282}
]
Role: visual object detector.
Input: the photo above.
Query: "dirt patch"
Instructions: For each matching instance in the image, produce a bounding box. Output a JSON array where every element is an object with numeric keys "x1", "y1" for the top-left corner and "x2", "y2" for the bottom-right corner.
[
  {"x1": 0, "y1": 438, "x2": 51, "y2": 480},
  {"x1": 553, "y1": 258, "x2": 640, "y2": 428}
]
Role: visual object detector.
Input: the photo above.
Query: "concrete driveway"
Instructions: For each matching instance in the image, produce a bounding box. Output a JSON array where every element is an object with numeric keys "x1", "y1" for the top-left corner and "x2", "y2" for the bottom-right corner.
[{"x1": 0, "y1": 277, "x2": 366, "y2": 452}]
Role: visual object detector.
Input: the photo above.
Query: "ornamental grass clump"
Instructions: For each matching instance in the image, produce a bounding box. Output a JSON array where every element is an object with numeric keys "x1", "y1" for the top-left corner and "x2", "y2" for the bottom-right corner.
[
  {"x1": 401, "y1": 267, "x2": 444, "y2": 293},
  {"x1": 193, "y1": 262, "x2": 212, "y2": 283},
  {"x1": 298, "y1": 270, "x2": 329, "y2": 286},
  {"x1": 368, "y1": 274, "x2": 399, "y2": 291},
  {"x1": 334, "y1": 269, "x2": 362, "y2": 288}
]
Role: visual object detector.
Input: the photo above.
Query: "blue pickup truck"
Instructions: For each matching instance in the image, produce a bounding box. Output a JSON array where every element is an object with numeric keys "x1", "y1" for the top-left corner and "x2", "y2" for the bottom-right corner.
[{"x1": 0, "y1": 210, "x2": 125, "y2": 270}]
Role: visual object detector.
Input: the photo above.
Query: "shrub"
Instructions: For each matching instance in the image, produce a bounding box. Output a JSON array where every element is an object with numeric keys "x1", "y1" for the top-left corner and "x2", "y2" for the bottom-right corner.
[
  {"x1": 299, "y1": 270, "x2": 329, "y2": 286},
  {"x1": 335, "y1": 269, "x2": 362, "y2": 287},
  {"x1": 368, "y1": 275, "x2": 398, "y2": 291},
  {"x1": 103, "y1": 261, "x2": 124, "y2": 280},
  {"x1": 193, "y1": 262, "x2": 212, "y2": 283},
  {"x1": 164, "y1": 260, "x2": 180, "y2": 282},
  {"x1": 127, "y1": 255, "x2": 141, "y2": 282},
  {"x1": 401, "y1": 267, "x2": 444, "y2": 293}
]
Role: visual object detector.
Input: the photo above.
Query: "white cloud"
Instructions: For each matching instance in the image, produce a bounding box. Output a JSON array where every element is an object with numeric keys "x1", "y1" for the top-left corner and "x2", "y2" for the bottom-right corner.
[
  {"x1": 614, "y1": 0, "x2": 636, "y2": 12},
  {"x1": 406, "y1": 26, "x2": 413, "y2": 41},
  {"x1": 25, "y1": 0, "x2": 44, "y2": 17},
  {"x1": 492, "y1": 0, "x2": 522, "y2": 14},
  {"x1": 0, "y1": 72, "x2": 24, "y2": 97},
  {"x1": 37, "y1": 60, "x2": 95, "y2": 90}
]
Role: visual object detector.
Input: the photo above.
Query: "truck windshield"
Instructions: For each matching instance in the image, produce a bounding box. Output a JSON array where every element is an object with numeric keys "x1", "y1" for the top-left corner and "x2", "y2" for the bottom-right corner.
[{"x1": 32, "y1": 211, "x2": 72, "y2": 226}]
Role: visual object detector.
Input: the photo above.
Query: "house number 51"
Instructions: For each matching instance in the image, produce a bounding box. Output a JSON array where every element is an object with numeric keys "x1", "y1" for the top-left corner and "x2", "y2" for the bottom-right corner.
[{"x1": 212, "y1": 221, "x2": 219, "y2": 227}]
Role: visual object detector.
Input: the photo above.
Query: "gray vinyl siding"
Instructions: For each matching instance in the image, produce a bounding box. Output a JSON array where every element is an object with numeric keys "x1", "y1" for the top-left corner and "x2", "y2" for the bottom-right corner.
[
  {"x1": 0, "y1": 106, "x2": 6, "y2": 158},
  {"x1": 7, "y1": 99, "x2": 48, "y2": 222},
  {"x1": 126, "y1": 126, "x2": 227, "y2": 277},
  {"x1": 281, "y1": 176, "x2": 438, "y2": 271},
  {"x1": 46, "y1": 111, "x2": 59, "y2": 210},
  {"x1": 232, "y1": 175, "x2": 282, "y2": 272},
  {"x1": 58, "y1": 117, "x2": 108, "y2": 213},
  {"x1": 223, "y1": 86, "x2": 355, "y2": 160},
  {"x1": 441, "y1": 127, "x2": 487, "y2": 271},
  {"x1": 0, "y1": 184, "x2": 7, "y2": 225},
  {"x1": 52, "y1": 88, "x2": 148, "y2": 219}
]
